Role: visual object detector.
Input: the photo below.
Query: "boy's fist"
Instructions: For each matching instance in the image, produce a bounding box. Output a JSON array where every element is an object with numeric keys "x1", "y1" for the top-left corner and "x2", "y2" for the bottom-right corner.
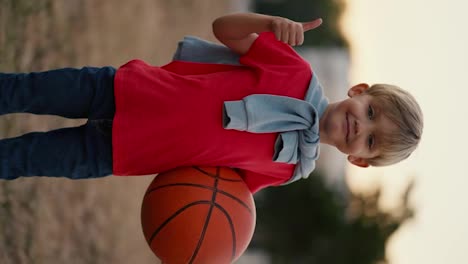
[{"x1": 270, "y1": 17, "x2": 322, "y2": 46}]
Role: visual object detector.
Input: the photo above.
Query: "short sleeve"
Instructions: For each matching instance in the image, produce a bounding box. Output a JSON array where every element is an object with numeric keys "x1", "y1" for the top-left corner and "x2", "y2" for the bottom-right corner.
[
  {"x1": 239, "y1": 32, "x2": 309, "y2": 70},
  {"x1": 237, "y1": 169, "x2": 290, "y2": 194}
]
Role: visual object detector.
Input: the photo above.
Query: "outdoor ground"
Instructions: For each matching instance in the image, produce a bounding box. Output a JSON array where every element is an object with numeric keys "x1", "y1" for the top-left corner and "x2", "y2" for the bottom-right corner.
[{"x1": 0, "y1": 0, "x2": 232, "y2": 263}]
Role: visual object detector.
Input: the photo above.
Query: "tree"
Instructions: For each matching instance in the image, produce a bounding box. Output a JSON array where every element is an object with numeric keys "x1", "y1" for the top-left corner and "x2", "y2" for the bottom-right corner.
[
  {"x1": 250, "y1": 171, "x2": 415, "y2": 264},
  {"x1": 254, "y1": 0, "x2": 348, "y2": 47}
]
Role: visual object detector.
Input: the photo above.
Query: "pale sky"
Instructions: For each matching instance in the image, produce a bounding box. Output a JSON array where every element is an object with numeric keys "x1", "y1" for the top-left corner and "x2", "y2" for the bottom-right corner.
[{"x1": 341, "y1": 0, "x2": 468, "y2": 263}]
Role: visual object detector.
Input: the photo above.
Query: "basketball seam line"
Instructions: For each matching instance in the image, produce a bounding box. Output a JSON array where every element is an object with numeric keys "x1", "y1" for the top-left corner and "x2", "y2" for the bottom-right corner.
[
  {"x1": 148, "y1": 200, "x2": 212, "y2": 245},
  {"x1": 193, "y1": 166, "x2": 242, "y2": 182},
  {"x1": 147, "y1": 200, "x2": 239, "y2": 260},
  {"x1": 189, "y1": 167, "x2": 219, "y2": 264},
  {"x1": 214, "y1": 203, "x2": 237, "y2": 261},
  {"x1": 145, "y1": 183, "x2": 253, "y2": 214}
]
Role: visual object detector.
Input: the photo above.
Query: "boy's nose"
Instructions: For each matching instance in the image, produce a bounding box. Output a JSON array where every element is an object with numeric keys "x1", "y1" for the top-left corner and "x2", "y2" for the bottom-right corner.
[{"x1": 355, "y1": 119, "x2": 372, "y2": 136}]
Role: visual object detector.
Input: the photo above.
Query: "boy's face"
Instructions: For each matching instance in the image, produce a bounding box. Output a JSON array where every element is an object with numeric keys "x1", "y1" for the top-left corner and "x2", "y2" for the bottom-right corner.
[{"x1": 319, "y1": 84, "x2": 398, "y2": 167}]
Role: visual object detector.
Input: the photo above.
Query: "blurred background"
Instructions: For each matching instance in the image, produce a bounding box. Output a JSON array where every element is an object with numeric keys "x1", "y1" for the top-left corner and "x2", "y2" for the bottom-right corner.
[{"x1": 1, "y1": 0, "x2": 466, "y2": 263}]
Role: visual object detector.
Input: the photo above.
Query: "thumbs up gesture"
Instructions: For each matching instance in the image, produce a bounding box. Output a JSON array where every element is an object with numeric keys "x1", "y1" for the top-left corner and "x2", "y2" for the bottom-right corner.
[{"x1": 270, "y1": 17, "x2": 322, "y2": 46}]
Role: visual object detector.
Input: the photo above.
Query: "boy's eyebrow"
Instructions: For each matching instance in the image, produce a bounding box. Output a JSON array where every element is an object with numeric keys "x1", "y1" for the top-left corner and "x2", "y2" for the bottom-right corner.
[
  {"x1": 372, "y1": 105, "x2": 383, "y2": 156},
  {"x1": 372, "y1": 100, "x2": 382, "y2": 117},
  {"x1": 372, "y1": 112, "x2": 395, "y2": 157},
  {"x1": 373, "y1": 134, "x2": 381, "y2": 156}
]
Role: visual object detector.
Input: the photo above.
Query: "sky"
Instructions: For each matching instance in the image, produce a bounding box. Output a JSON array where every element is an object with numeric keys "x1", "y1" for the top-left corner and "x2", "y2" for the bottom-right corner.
[{"x1": 341, "y1": 0, "x2": 468, "y2": 263}]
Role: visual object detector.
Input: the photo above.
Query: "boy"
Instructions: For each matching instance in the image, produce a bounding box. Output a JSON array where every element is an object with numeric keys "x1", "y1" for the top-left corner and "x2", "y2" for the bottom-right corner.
[{"x1": 0, "y1": 13, "x2": 423, "y2": 193}]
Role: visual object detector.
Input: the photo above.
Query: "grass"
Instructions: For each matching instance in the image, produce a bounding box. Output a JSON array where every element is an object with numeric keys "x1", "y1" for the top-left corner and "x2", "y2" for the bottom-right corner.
[
  {"x1": 0, "y1": 1, "x2": 231, "y2": 263},
  {"x1": 0, "y1": 0, "x2": 52, "y2": 70},
  {"x1": 0, "y1": 1, "x2": 48, "y2": 262}
]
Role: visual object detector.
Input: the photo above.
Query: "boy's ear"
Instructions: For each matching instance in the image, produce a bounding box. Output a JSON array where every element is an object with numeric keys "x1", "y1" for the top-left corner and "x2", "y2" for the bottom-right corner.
[
  {"x1": 347, "y1": 155, "x2": 370, "y2": 168},
  {"x1": 348, "y1": 83, "x2": 370, "y2": 97}
]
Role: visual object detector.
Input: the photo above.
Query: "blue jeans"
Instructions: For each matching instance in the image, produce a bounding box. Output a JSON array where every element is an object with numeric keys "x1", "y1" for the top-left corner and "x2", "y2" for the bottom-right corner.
[{"x1": 0, "y1": 67, "x2": 116, "y2": 179}]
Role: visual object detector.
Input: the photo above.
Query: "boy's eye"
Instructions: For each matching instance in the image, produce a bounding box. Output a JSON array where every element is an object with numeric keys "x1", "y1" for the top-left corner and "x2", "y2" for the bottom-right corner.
[
  {"x1": 368, "y1": 135, "x2": 374, "y2": 149},
  {"x1": 368, "y1": 105, "x2": 374, "y2": 120}
]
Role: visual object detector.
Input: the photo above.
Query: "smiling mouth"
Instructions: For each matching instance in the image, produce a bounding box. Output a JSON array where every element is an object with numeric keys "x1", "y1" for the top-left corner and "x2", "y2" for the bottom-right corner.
[{"x1": 345, "y1": 113, "x2": 349, "y2": 143}]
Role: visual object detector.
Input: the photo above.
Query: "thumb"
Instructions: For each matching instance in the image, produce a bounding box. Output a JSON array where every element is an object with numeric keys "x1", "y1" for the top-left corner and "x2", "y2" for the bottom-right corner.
[{"x1": 302, "y1": 18, "x2": 323, "y2": 32}]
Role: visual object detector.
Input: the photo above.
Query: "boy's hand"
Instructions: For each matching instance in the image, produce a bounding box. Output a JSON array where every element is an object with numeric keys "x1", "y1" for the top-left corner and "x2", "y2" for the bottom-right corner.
[{"x1": 270, "y1": 17, "x2": 322, "y2": 46}]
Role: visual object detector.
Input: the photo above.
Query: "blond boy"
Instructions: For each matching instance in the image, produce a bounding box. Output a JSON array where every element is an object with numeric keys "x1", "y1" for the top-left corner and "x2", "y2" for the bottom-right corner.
[{"x1": 0, "y1": 13, "x2": 422, "y2": 193}]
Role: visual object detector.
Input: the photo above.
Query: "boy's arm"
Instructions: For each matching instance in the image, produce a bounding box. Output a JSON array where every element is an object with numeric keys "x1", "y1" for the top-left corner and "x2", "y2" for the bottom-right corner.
[{"x1": 212, "y1": 13, "x2": 322, "y2": 55}]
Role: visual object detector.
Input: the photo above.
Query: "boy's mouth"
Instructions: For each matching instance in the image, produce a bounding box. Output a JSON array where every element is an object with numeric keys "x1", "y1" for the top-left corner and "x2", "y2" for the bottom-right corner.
[{"x1": 345, "y1": 113, "x2": 349, "y2": 143}]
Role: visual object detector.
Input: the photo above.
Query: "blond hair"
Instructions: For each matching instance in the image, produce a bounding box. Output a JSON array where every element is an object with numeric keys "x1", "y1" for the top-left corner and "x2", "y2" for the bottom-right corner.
[{"x1": 364, "y1": 84, "x2": 423, "y2": 166}]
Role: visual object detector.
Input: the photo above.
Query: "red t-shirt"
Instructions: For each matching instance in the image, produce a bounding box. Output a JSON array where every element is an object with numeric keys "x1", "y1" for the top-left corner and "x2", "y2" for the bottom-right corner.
[{"x1": 112, "y1": 32, "x2": 312, "y2": 193}]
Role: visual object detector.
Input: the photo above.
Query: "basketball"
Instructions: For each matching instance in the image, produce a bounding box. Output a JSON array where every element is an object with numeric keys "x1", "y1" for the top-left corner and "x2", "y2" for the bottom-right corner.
[{"x1": 141, "y1": 166, "x2": 256, "y2": 264}]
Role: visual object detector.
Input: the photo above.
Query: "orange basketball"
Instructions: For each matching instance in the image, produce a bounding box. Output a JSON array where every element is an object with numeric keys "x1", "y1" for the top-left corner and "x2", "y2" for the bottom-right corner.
[{"x1": 141, "y1": 166, "x2": 256, "y2": 264}]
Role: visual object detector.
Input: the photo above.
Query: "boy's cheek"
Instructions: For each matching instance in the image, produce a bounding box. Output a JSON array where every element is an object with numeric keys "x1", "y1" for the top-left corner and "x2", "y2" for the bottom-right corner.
[{"x1": 343, "y1": 141, "x2": 364, "y2": 156}]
